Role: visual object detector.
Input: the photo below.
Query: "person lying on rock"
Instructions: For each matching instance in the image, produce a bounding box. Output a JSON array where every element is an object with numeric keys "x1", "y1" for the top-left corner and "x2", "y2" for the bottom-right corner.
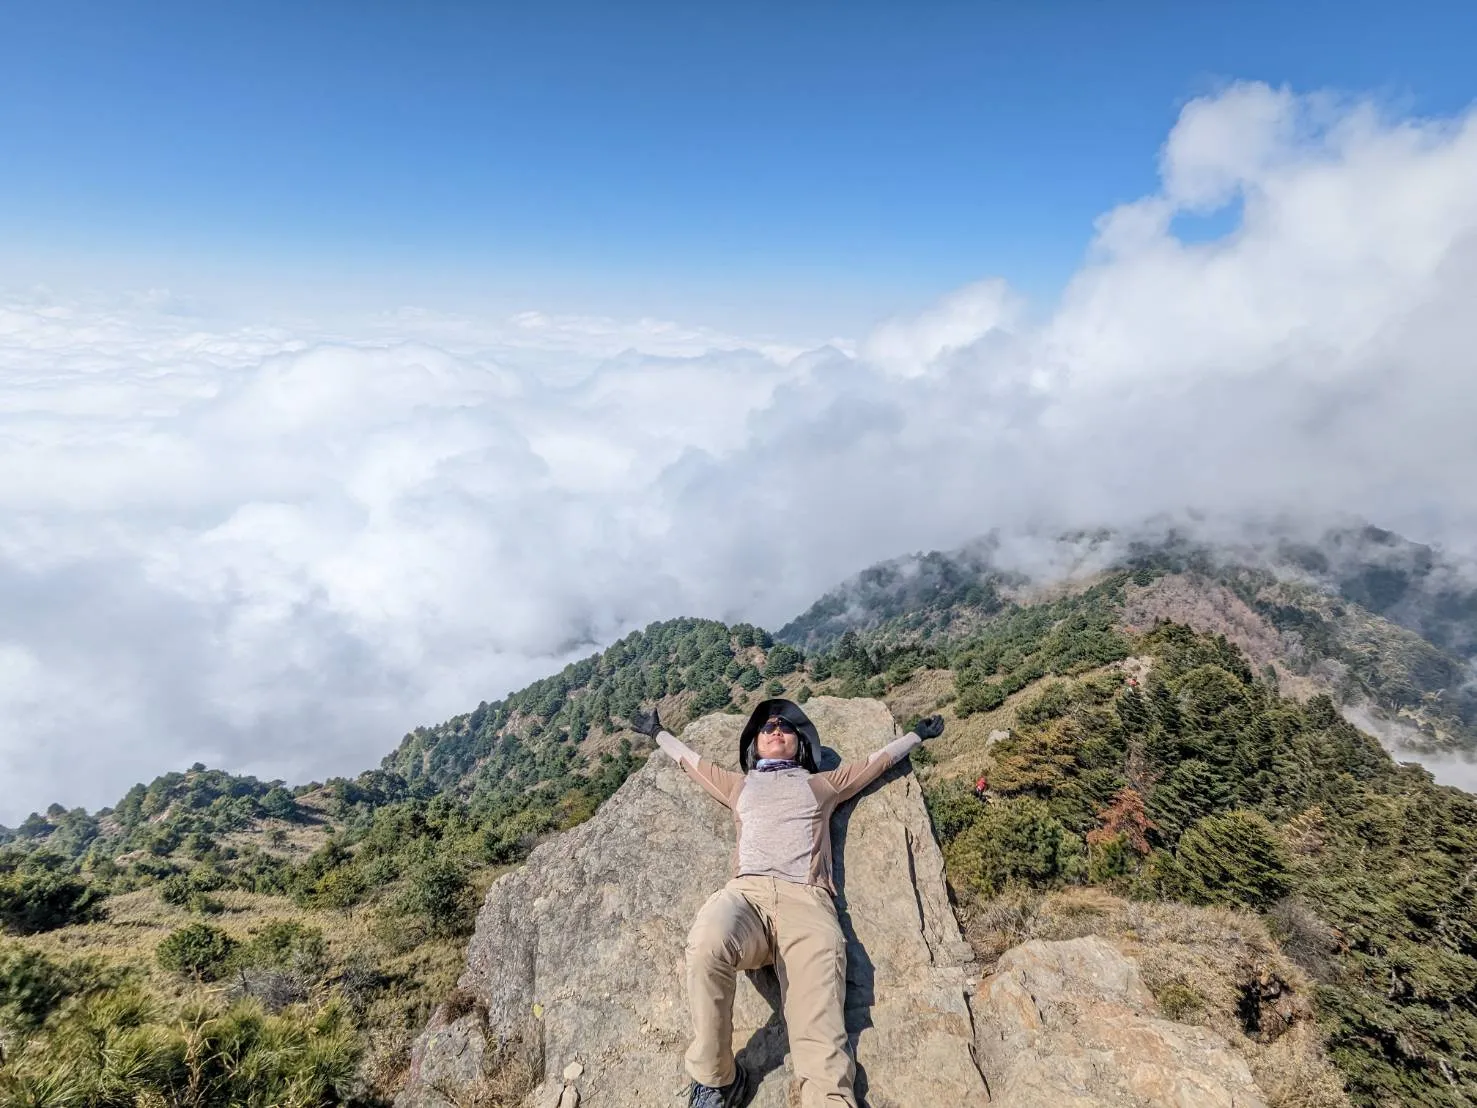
[{"x1": 631, "y1": 697, "x2": 943, "y2": 1108}]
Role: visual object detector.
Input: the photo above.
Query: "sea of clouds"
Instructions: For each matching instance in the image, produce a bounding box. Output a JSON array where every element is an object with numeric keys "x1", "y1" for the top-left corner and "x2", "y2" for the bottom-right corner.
[{"x1": 4, "y1": 82, "x2": 1477, "y2": 819}]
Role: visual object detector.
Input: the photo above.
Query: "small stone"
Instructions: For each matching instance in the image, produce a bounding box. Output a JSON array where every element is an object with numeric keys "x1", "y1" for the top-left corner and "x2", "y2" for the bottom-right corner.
[{"x1": 563, "y1": 1060, "x2": 584, "y2": 1083}]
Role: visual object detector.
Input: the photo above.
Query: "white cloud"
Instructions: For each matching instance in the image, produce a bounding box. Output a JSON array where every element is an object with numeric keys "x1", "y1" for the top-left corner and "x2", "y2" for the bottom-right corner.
[
  {"x1": 5, "y1": 81, "x2": 1477, "y2": 818},
  {"x1": 861, "y1": 279, "x2": 1022, "y2": 378}
]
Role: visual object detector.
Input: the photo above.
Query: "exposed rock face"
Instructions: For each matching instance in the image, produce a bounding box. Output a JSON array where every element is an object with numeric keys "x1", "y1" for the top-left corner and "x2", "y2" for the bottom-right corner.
[
  {"x1": 975, "y1": 937, "x2": 1267, "y2": 1108},
  {"x1": 397, "y1": 697, "x2": 985, "y2": 1108}
]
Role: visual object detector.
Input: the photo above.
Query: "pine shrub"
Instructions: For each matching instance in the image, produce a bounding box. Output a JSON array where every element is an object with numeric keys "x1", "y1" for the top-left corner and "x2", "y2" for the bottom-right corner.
[
  {"x1": 945, "y1": 797, "x2": 1081, "y2": 897},
  {"x1": 0, "y1": 868, "x2": 106, "y2": 934},
  {"x1": 1161, "y1": 809, "x2": 1292, "y2": 910},
  {"x1": 157, "y1": 922, "x2": 237, "y2": 981}
]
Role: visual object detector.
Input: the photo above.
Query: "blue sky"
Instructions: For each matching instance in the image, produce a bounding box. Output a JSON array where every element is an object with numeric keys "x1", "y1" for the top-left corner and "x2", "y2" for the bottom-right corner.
[{"x1": 4, "y1": 1, "x2": 1476, "y2": 333}]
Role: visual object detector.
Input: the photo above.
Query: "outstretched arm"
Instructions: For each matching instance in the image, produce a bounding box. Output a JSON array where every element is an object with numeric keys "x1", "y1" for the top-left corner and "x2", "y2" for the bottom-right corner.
[
  {"x1": 654, "y1": 728, "x2": 699, "y2": 767},
  {"x1": 818, "y1": 714, "x2": 944, "y2": 804},
  {"x1": 631, "y1": 708, "x2": 744, "y2": 808}
]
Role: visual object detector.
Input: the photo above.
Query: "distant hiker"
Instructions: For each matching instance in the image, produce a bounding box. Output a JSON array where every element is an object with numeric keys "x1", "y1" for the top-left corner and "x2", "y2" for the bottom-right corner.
[
  {"x1": 974, "y1": 774, "x2": 989, "y2": 800},
  {"x1": 632, "y1": 698, "x2": 942, "y2": 1108}
]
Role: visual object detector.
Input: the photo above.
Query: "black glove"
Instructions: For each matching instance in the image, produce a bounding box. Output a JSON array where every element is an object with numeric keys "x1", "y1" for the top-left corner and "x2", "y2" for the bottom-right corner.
[
  {"x1": 914, "y1": 714, "x2": 945, "y2": 740},
  {"x1": 630, "y1": 707, "x2": 663, "y2": 738}
]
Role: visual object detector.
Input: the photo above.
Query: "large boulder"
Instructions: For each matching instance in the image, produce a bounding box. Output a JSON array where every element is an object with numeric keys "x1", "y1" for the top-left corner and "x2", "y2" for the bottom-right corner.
[
  {"x1": 396, "y1": 697, "x2": 986, "y2": 1108},
  {"x1": 975, "y1": 936, "x2": 1267, "y2": 1108}
]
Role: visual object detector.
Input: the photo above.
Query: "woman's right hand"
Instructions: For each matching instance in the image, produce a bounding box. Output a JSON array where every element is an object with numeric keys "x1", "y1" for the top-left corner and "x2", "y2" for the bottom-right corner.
[{"x1": 630, "y1": 707, "x2": 663, "y2": 738}]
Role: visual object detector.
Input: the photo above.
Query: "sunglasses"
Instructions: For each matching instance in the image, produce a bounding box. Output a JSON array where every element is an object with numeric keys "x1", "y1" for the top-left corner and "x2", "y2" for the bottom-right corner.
[{"x1": 759, "y1": 719, "x2": 798, "y2": 735}]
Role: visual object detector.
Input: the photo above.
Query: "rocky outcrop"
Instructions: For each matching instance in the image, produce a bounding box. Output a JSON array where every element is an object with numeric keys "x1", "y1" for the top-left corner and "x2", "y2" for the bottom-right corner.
[
  {"x1": 975, "y1": 937, "x2": 1267, "y2": 1108},
  {"x1": 397, "y1": 697, "x2": 1279, "y2": 1108},
  {"x1": 396, "y1": 697, "x2": 985, "y2": 1108}
]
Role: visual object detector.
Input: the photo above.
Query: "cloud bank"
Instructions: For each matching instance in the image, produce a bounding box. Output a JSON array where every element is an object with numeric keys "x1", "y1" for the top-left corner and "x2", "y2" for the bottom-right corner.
[{"x1": 4, "y1": 82, "x2": 1477, "y2": 819}]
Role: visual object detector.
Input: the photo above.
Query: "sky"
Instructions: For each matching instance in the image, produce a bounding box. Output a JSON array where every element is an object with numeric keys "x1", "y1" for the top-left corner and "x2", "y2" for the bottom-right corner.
[
  {"x1": 6, "y1": 1, "x2": 1477, "y2": 329},
  {"x1": 3, "y1": 3, "x2": 1477, "y2": 818}
]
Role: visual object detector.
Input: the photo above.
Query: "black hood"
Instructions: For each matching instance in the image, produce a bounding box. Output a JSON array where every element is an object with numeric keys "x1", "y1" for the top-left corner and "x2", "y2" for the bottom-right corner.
[{"x1": 740, "y1": 698, "x2": 821, "y2": 772}]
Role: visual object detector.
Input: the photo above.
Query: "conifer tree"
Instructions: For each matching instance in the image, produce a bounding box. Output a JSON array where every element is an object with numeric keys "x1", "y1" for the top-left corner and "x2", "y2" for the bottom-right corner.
[{"x1": 1162, "y1": 809, "x2": 1291, "y2": 909}]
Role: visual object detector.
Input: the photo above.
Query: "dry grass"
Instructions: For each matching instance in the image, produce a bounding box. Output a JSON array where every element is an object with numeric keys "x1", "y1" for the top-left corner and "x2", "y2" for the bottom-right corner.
[
  {"x1": 358, "y1": 1025, "x2": 417, "y2": 1102},
  {"x1": 221, "y1": 813, "x2": 336, "y2": 860},
  {"x1": 1253, "y1": 1022, "x2": 1353, "y2": 1108},
  {"x1": 880, "y1": 667, "x2": 1010, "y2": 782},
  {"x1": 15, "y1": 888, "x2": 378, "y2": 967},
  {"x1": 962, "y1": 888, "x2": 1350, "y2": 1108},
  {"x1": 431, "y1": 1056, "x2": 539, "y2": 1108},
  {"x1": 881, "y1": 668, "x2": 955, "y2": 726},
  {"x1": 7, "y1": 883, "x2": 485, "y2": 1104}
]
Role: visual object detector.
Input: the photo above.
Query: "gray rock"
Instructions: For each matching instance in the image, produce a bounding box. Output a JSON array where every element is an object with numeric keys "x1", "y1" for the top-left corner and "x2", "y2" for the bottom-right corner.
[
  {"x1": 396, "y1": 697, "x2": 987, "y2": 1107},
  {"x1": 401, "y1": 1006, "x2": 492, "y2": 1104},
  {"x1": 975, "y1": 937, "x2": 1267, "y2": 1108}
]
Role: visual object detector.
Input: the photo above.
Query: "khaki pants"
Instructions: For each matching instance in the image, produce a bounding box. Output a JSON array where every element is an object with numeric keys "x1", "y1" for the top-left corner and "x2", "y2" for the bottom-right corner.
[{"x1": 684, "y1": 875, "x2": 854, "y2": 1107}]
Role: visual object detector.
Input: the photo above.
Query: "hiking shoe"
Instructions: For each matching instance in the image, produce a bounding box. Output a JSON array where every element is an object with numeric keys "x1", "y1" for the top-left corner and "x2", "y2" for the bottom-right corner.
[{"x1": 688, "y1": 1063, "x2": 749, "y2": 1108}]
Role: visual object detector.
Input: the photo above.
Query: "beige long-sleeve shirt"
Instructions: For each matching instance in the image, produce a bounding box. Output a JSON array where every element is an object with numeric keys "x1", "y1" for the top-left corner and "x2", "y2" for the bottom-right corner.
[{"x1": 655, "y1": 728, "x2": 921, "y2": 893}]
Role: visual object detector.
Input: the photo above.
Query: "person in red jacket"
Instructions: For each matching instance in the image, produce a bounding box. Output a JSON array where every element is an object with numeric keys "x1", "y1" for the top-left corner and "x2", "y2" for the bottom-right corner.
[{"x1": 633, "y1": 698, "x2": 943, "y2": 1108}]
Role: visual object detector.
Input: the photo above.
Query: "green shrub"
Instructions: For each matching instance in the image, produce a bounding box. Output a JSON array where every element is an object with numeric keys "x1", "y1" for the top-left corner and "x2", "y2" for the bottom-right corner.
[
  {"x1": 1155, "y1": 978, "x2": 1205, "y2": 1022},
  {"x1": 395, "y1": 853, "x2": 475, "y2": 938},
  {"x1": 230, "y1": 920, "x2": 329, "y2": 1010},
  {"x1": 1087, "y1": 832, "x2": 1136, "y2": 884},
  {"x1": 923, "y1": 778, "x2": 984, "y2": 843},
  {"x1": 689, "y1": 679, "x2": 732, "y2": 713},
  {"x1": 181, "y1": 831, "x2": 219, "y2": 859},
  {"x1": 0, "y1": 943, "x2": 75, "y2": 1034},
  {"x1": 944, "y1": 797, "x2": 1081, "y2": 897},
  {"x1": 482, "y1": 807, "x2": 557, "y2": 865},
  {"x1": 188, "y1": 865, "x2": 227, "y2": 893},
  {"x1": 0, "y1": 869, "x2": 106, "y2": 934},
  {"x1": 157, "y1": 922, "x2": 237, "y2": 981},
  {"x1": 187, "y1": 892, "x2": 226, "y2": 915},
  {"x1": 157, "y1": 873, "x2": 193, "y2": 907},
  {"x1": 242, "y1": 920, "x2": 328, "y2": 980},
  {"x1": 1161, "y1": 810, "x2": 1292, "y2": 910},
  {"x1": 259, "y1": 786, "x2": 300, "y2": 821},
  {"x1": 312, "y1": 866, "x2": 370, "y2": 913},
  {"x1": 1148, "y1": 759, "x2": 1233, "y2": 842},
  {"x1": 0, "y1": 987, "x2": 359, "y2": 1107},
  {"x1": 956, "y1": 680, "x2": 1007, "y2": 715},
  {"x1": 763, "y1": 644, "x2": 802, "y2": 677},
  {"x1": 1017, "y1": 681, "x2": 1074, "y2": 725}
]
